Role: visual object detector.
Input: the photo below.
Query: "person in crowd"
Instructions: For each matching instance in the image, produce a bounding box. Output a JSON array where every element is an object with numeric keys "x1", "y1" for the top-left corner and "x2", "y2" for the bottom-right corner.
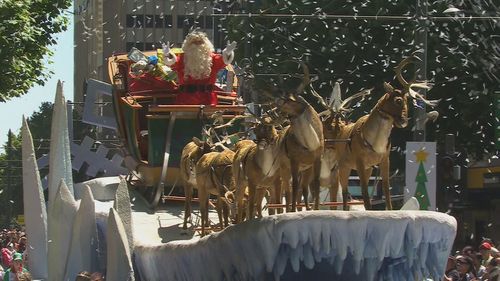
[
  {"x1": 90, "y1": 272, "x2": 104, "y2": 281},
  {"x1": 15, "y1": 237, "x2": 25, "y2": 255},
  {"x1": 464, "y1": 250, "x2": 487, "y2": 280},
  {"x1": 480, "y1": 242, "x2": 494, "y2": 267},
  {"x1": 444, "y1": 256, "x2": 460, "y2": 281},
  {"x1": 1, "y1": 242, "x2": 14, "y2": 268},
  {"x1": 463, "y1": 246, "x2": 475, "y2": 256},
  {"x1": 75, "y1": 271, "x2": 91, "y2": 281},
  {"x1": 16, "y1": 272, "x2": 31, "y2": 281},
  {"x1": 2, "y1": 253, "x2": 28, "y2": 281},
  {"x1": 162, "y1": 30, "x2": 236, "y2": 106},
  {"x1": 75, "y1": 271, "x2": 104, "y2": 281},
  {"x1": 456, "y1": 255, "x2": 478, "y2": 281},
  {"x1": 484, "y1": 258, "x2": 499, "y2": 281}
]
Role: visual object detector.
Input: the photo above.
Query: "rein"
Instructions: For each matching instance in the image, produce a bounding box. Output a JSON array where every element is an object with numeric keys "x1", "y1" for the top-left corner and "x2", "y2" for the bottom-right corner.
[{"x1": 350, "y1": 109, "x2": 392, "y2": 153}]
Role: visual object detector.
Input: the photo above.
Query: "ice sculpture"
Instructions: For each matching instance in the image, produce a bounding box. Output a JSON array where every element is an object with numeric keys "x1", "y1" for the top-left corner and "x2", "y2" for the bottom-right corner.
[
  {"x1": 113, "y1": 177, "x2": 134, "y2": 255},
  {"x1": 21, "y1": 117, "x2": 48, "y2": 280},
  {"x1": 65, "y1": 185, "x2": 99, "y2": 280},
  {"x1": 106, "y1": 208, "x2": 134, "y2": 281},
  {"x1": 47, "y1": 80, "x2": 73, "y2": 202},
  {"x1": 47, "y1": 180, "x2": 78, "y2": 281}
]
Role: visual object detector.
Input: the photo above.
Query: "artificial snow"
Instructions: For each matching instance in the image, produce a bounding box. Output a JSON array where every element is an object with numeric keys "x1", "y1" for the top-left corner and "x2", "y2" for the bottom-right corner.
[{"x1": 134, "y1": 211, "x2": 456, "y2": 281}]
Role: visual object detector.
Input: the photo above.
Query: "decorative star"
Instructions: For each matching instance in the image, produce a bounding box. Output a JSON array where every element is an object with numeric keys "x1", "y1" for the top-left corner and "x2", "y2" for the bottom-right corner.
[{"x1": 414, "y1": 149, "x2": 428, "y2": 162}]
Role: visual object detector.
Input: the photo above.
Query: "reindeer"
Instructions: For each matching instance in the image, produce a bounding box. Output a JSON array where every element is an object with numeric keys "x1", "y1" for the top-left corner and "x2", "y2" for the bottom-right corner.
[
  {"x1": 233, "y1": 116, "x2": 283, "y2": 223},
  {"x1": 275, "y1": 63, "x2": 325, "y2": 212},
  {"x1": 309, "y1": 82, "x2": 372, "y2": 209},
  {"x1": 180, "y1": 115, "x2": 247, "y2": 230},
  {"x1": 180, "y1": 137, "x2": 212, "y2": 230},
  {"x1": 196, "y1": 148, "x2": 237, "y2": 236},
  {"x1": 330, "y1": 54, "x2": 437, "y2": 210}
]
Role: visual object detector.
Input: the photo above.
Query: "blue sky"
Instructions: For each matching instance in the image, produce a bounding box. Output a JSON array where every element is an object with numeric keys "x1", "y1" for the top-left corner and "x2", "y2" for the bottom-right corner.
[{"x1": 0, "y1": 13, "x2": 74, "y2": 152}]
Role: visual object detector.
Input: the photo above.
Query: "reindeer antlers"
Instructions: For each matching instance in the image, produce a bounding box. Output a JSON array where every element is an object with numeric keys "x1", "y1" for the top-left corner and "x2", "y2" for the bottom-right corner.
[
  {"x1": 394, "y1": 51, "x2": 440, "y2": 108},
  {"x1": 394, "y1": 52, "x2": 422, "y2": 89},
  {"x1": 295, "y1": 62, "x2": 311, "y2": 94}
]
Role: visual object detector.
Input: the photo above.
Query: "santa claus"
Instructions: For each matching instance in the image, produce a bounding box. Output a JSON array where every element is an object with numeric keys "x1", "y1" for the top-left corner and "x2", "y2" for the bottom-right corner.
[{"x1": 163, "y1": 31, "x2": 236, "y2": 105}]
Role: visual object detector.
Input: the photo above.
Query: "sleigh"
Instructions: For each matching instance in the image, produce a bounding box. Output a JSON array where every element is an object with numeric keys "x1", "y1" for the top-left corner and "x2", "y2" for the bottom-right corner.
[{"x1": 107, "y1": 50, "x2": 246, "y2": 208}]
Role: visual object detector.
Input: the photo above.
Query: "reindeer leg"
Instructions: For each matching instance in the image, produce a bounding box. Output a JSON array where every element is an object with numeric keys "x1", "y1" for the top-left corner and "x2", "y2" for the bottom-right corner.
[
  {"x1": 272, "y1": 176, "x2": 283, "y2": 214},
  {"x1": 247, "y1": 182, "x2": 257, "y2": 220},
  {"x1": 300, "y1": 168, "x2": 313, "y2": 211},
  {"x1": 339, "y1": 168, "x2": 351, "y2": 211},
  {"x1": 199, "y1": 188, "x2": 208, "y2": 237},
  {"x1": 356, "y1": 161, "x2": 373, "y2": 210},
  {"x1": 330, "y1": 169, "x2": 339, "y2": 210},
  {"x1": 280, "y1": 168, "x2": 292, "y2": 212},
  {"x1": 255, "y1": 187, "x2": 266, "y2": 218},
  {"x1": 183, "y1": 183, "x2": 193, "y2": 230},
  {"x1": 291, "y1": 163, "x2": 300, "y2": 212},
  {"x1": 222, "y1": 197, "x2": 230, "y2": 227},
  {"x1": 312, "y1": 160, "x2": 321, "y2": 210},
  {"x1": 235, "y1": 180, "x2": 245, "y2": 224},
  {"x1": 216, "y1": 197, "x2": 224, "y2": 229},
  {"x1": 380, "y1": 153, "x2": 392, "y2": 210}
]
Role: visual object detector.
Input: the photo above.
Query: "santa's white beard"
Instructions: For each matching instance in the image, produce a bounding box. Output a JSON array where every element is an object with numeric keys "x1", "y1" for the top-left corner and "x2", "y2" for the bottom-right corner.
[{"x1": 183, "y1": 44, "x2": 212, "y2": 80}]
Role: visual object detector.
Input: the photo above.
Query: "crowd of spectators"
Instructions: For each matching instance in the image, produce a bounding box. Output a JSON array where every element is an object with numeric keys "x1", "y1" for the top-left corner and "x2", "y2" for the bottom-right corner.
[
  {"x1": 0, "y1": 228, "x2": 30, "y2": 280},
  {"x1": 444, "y1": 239, "x2": 500, "y2": 281}
]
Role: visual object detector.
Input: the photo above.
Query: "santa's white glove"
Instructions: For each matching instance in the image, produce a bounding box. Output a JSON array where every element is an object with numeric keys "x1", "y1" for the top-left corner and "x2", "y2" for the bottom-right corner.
[
  {"x1": 224, "y1": 41, "x2": 237, "y2": 53},
  {"x1": 162, "y1": 42, "x2": 176, "y2": 66},
  {"x1": 222, "y1": 41, "x2": 237, "y2": 64}
]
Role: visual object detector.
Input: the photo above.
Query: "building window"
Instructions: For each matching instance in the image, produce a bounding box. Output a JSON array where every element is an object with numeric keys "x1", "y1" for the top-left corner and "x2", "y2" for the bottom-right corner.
[
  {"x1": 145, "y1": 15, "x2": 154, "y2": 28},
  {"x1": 204, "y1": 15, "x2": 213, "y2": 29},
  {"x1": 177, "y1": 15, "x2": 185, "y2": 27},
  {"x1": 126, "y1": 42, "x2": 135, "y2": 52},
  {"x1": 165, "y1": 15, "x2": 173, "y2": 28},
  {"x1": 144, "y1": 42, "x2": 155, "y2": 50},
  {"x1": 135, "y1": 15, "x2": 144, "y2": 28},
  {"x1": 126, "y1": 42, "x2": 145, "y2": 52},
  {"x1": 126, "y1": 42, "x2": 144, "y2": 52},
  {"x1": 127, "y1": 42, "x2": 144, "y2": 51},
  {"x1": 177, "y1": 15, "x2": 195, "y2": 28},
  {"x1": 126, "y1": 15, "x2": 135, "y2": 28},
  {"x1": 126, "y1": 14, "x2": 144, "y2": 28},
  {"x1": 154, "y1": 15, "x2": 164, "y2": 28}
]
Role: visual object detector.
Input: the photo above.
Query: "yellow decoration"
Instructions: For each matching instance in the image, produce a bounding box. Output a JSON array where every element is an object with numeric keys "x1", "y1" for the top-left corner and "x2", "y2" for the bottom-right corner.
[{"x1": 414, "y1": 149, "x2": 428, "y2": 162}]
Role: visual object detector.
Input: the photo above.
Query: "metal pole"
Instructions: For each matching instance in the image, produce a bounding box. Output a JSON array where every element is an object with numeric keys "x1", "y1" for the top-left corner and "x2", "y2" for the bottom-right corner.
[
  {"x1": 414, "y1": 0, "x2": 428, "y2": 141},
  {"x1": 6, "y1": 130, "x2": 13, "y2": 223}
]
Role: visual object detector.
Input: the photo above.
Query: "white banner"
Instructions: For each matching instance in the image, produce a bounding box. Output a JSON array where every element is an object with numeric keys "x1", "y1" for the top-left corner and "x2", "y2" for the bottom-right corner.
[{"x1": 405, "y1": 142, "x2": 437, "y2": 210}]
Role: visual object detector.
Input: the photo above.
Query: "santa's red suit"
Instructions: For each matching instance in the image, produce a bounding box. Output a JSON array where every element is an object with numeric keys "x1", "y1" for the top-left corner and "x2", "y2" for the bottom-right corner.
[{"x1": 170, "y1": 53, "x2": 226, "y2": 106}]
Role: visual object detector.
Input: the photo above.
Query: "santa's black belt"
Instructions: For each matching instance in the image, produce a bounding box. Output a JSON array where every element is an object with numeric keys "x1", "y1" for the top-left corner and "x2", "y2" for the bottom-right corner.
[{"x1": 179, "y1": 84, "x2": 214, "y2": 93}]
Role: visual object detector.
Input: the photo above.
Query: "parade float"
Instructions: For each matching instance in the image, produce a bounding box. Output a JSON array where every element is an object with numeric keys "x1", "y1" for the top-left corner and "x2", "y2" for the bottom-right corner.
[{"x1": 20, "y1": 43, "x2": 455, "y2": 280}]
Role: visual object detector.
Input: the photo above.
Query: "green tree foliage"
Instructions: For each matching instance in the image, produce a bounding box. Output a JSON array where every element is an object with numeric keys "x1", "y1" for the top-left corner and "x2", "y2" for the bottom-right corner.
[
  {"x1": 0, "y1": 101, "x2": 100, "y2": 226},
  {"x1": 0, "y1": 130, "x2": 22, "y2": 227},
  {"x1": 0, "y1": 102, "x2": 54, "y2": 226},
  {"x1": 223, "y1": 0, "x2": 499, "y2": 160},
  {"x1": 0, "y1": 0, "x2": 71, "y2": 102}
]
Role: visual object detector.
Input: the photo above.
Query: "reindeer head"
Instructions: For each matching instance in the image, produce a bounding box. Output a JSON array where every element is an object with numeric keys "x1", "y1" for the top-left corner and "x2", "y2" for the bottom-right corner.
[
  {"x1": 186, "y1": 137, "x2": 212, "y2": 176},
  {"x1": 378, "y1": 82, "x2": 409, "y2": 128},
  {"x1": 192, "y1": 136, "x2": 212, "y2": 156},
  {"x1": 254, "y1": 116, "x2": 279, "y2": 150},
  {"x1": 376, "y1": 55, "x2": 423, "y2": 129},
  {"x1": 274, "y1": 63, "x2": 311, "y2": 118}
]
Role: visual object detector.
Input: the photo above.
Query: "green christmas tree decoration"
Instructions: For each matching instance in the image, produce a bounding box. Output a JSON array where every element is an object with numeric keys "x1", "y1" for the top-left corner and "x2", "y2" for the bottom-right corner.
[{"x1": 414, "y1": 160, "x2": 430, "y2": 210}]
